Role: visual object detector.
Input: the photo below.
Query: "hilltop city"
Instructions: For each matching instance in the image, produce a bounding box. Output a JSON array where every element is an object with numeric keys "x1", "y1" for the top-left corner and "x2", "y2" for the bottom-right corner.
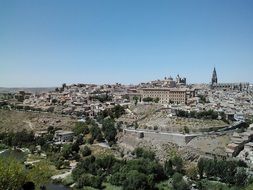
[{"x1": 1, "y1": 68, "x2": 253, "y2": 190}]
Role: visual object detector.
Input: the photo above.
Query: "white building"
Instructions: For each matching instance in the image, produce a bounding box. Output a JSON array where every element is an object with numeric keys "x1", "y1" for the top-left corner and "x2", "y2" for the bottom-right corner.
[{"x1": 54, "y1": 130, "x2": 74, "y2": 143}]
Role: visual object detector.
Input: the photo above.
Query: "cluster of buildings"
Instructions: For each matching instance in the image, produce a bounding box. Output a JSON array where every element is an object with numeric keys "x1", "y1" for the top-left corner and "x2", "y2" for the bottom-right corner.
[
  {"x1": 128, "y1": 75, "x2": 196, "y2": 104},
  {"x1": 1, "y1": 74, "x2": 196, "y2": 117},
  {"x1": 16, "y1": 83, "x2": 129, "y2": 117},
  {"x1": 138, "y1": 74, "x2": 187, "y2": 88},
  {"x1": 211, "y1": 67, "x2": 250, "y2": 91},
  {"x1": 1, "y1": 69, "x2": 252, "y2": 122}
]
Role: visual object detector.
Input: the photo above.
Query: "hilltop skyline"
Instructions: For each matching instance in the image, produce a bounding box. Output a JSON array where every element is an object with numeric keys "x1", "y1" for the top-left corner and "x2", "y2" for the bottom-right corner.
[{"x1": 1, "y1": 0, "x2": 253, "y2": 87}]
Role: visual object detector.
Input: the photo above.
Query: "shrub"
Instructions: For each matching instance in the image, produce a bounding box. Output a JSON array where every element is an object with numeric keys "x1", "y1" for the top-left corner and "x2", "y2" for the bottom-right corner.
[
  {"x1": 81, "y1": 146, "x2": 91, "y2": 157},
  {"x1": 133, "y1": 147, "x2": 155, "y2": 160},
  {"x1": 172, "y1": 173, "x2": 190, "y2": 190},
  {"x1": 122, "y1": 170, "x2": 152, "y2": 190}
]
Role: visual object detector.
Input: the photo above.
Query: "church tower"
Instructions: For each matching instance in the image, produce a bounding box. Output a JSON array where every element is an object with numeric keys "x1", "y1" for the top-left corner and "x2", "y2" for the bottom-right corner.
[{"x1": 211, "y1": 67, "x2": 218, "y2": 85}]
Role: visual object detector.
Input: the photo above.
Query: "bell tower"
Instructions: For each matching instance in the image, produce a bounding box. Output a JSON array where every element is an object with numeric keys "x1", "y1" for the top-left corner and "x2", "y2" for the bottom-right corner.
[{"x1": 211, "y1": 67, "x2": 218, "y2": 85}]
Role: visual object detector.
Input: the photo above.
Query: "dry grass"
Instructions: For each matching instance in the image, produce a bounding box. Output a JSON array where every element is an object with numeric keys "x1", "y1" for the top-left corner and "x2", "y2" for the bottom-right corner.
[{"x1": 0, "y1": 109, "x2": 76, "y2": 132}]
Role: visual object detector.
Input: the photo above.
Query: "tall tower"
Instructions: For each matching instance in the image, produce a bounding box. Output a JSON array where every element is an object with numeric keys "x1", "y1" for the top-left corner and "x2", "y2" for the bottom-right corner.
[{"x1": 211, "y1": 67, "x2": 218, "y2": 85}]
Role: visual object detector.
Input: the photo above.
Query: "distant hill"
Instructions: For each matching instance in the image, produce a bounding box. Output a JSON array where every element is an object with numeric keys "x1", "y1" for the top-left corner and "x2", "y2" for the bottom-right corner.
[{"x1": 0, "y1": 87, "x2": 56, "y2": 94}]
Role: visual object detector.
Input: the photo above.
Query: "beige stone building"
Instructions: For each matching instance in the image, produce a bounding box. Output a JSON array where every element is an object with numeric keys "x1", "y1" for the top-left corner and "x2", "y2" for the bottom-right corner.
[{"x1": 141, "y1": 88, "x2": 195, "y2": 104}]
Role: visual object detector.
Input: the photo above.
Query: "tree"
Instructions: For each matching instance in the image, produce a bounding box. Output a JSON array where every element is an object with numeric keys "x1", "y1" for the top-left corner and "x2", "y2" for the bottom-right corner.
[
  {"x1": 55, "y1": 159, "x2": 64, "y2": 170},
  {"x1": 0, "y1": 158, "x2": 27, "y2": 190},
  {"x1": 133, "y1": 147, "x2": 155, "y2": 160},
  {"x1": 90, "y1": 125, "x2": 103, "y2": 142},
  {"x1": 26, "y1": 161, "x2": 54, "y2": 189},
  {"x1": 133, "y1": 96, "x2": 139, "y2": 106},
  {"x1": 76, "y1": 174, "x2": 102, "y2": 189},
  {"x1": 102, "y1": 118, "x2": 117, "y2": 144},
  {"x1": 164, "y1": 160, "x2": 174, "y2": 177},
  {"x1": 61, "y1": 144, "x2": 73, "y2": 159},
  {"x1": 172, "y1": 173, "x2": 189, "y2": 190},
  {"x1": 47, "y1": 126, "x2": 55, "y2": 134},
  {"x1": 197, "y1": 158, "x2": 206, "y2": 179},
  {"x1": 112, "y1": 105, "x2": 126, "y2": 118},
  {"x1": 143, "y1": 97, "x2": 153, "y2": 102},
  {"x1": 183, "y1": 126, "x2": 190, "y2": 134},
  {"x1": 123, "y1": 170, "x2": 151, "y2": 190},
  {"x1": 154, "y1": 97, "x2": 160, "y2": 103},
  {"x1": 235, "y1": 168, "x2": 247, "y2": 187},
  {"x1": 71, "y1": 141, "x2": 80, "y2": 153},
  {"x1": 73, "y1": 122, "x2": 89, "y2": 136},
  {"x1": 186, "y1": 165, "x2": 198, "y2": 180},
  {"x1": 81, "y1": 146, "x2": 91, "y2": 157},
  {"x1": 171, "y1": 155, "x2": 183, "y2": 173}
]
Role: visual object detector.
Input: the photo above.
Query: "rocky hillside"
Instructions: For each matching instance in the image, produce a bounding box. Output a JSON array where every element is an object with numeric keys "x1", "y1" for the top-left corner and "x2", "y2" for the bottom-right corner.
[{"x1": 0, "y1": 109, "x2": 76, "y2": 132}]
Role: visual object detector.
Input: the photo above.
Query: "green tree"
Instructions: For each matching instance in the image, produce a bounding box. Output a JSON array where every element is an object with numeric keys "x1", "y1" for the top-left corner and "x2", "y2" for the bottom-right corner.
[
  {"x1": 171, "y1": 155, "x2": 183, "y2": 173},
  {"x1": 0, "y1": 158, "x2": 27, "y2": 190},
  {"x1": 81, "y1": 146, "x2": 91, "y2": 157},
  {"x1": 197, "y1": 158, "x2": 206, "y2": 179},
  {"x1": 90, "y1": 125, "x2": 104, "y2": 142},
  {"x1": 183, "y1": 126, "x2": 190, "y2": 134},
  {"x1": 133, "y1": 96, "x2": 139, "y2": 106},
  {"x1": 143, "y1": 97, "x2": 154, "y2": 102},
  {"x1": 61, "y1": 144, "x2": 73, "y2": 159},
  {"x1": 164, "y1": 159, "x2": 174, "y2": 177},
  {"x1": 133, "y1": 147, "x2": 156, "y2": 160},
  {"x1": 73, "y1": 122, "x2": 90, "y2": 136},
  {"x1": 154, "y1": 97, "x2": 160, "y2": 103},
  {"x1": 172, "y1": 173, "x2": 189, "y2": 190},
  {"x1": 27, "y1": 161, "x2": 54, "y2": 189},
  {"x1": 123, "y1": 170, "x2": 151, "y2": 190},
  {"x1": 186, "y1": 165, "x2": 198, "y2": 180},
  {"x1": 102, "y1": 118, "x2": 117, "y2": 144},
  {"x1": 235, "y1": 168, "x2": 247, "y2": 187},
  {"x1": 76, "y1": 174, "x2": 102, "y2": 189}
]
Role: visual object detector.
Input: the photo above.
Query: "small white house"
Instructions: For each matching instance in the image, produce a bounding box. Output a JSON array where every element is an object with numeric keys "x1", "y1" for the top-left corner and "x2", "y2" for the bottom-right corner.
[{"x1": 54, "y1": 130, "x2": 74, "y2": 143}]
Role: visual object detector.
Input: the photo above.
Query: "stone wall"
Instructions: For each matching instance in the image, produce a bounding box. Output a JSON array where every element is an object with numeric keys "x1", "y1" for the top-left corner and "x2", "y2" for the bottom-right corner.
[{"x1": 123, "y1": 129, "x2": 199, "y2": 146}]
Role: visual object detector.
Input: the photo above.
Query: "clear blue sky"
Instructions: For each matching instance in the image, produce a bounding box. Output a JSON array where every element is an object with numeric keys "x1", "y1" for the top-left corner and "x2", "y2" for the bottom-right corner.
[{"x1": 1, "y1": 0, "x2": 253, "y2": 87}]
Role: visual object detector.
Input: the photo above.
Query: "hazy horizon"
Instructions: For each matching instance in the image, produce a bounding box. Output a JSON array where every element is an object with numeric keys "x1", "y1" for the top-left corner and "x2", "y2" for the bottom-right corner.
[{"x1": 1, "y1": 0, "x2": 253, "y2": 87}]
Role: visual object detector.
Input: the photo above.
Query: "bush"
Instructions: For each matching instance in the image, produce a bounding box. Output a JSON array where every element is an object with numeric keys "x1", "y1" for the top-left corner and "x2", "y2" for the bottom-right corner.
[
  {"x1": 186, "y1": 165, "x2": 198, "y2": 180},
  {"x1": 55, "y1": 159, "x2": 64, "y2": 170},
  {"x1": 0, "y1": 143, "x2": 8, "y2": 150},
  {"x1": 90, "y1": 125, "x2": 104, "y2": 142},
  {"x1": 0, "y1": 158, "x2": 27, "y2": 190},
  {"x1": 102, "y1": 118, "x2": 117, "y2": 144},
  {"x1": 76, "y1": 174, "x2": 102, "y2": 189},
  {"x1": 197, "y1": 158, "x2": 247, "y2": 186},
  {"x1": 81, "y1": 146, "x2": 91, "y2": 157},
  {"x1": 143, "y1": 97, "x2": 154, "y2": 102},
  {"x1": 61, "y1": 144, "x2": 72, "y2": 159},
  {"x1": 133, "y1": 147, "x2": 155, "y2": 160},
  {"x1": 172, "y1": 173, "x2": 190, "y2": 190},
  {"x1": 171, "y1": 155, "x2": 183, "y2": 173},
  {"x1": 164, "y1": 160, "x2": 174, "y2": 177},
  {"x1": 122, "y1": 170, "x2": 152, "y2": 190},
  {"x1": 73, "y1": 122, "x2": 90, "y2": 136},
  {"x1": 183, "y1": 126, "x2": 190, "y2": 134}
]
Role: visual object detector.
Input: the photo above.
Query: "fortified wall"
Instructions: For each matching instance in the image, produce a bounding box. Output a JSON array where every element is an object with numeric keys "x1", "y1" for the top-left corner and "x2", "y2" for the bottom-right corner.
[{"x1": 123, "y1": 129, "x2": 200, "y2": 146}]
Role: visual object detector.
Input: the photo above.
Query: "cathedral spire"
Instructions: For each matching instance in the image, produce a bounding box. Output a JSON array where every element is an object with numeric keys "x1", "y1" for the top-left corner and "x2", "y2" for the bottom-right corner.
[{"x1": 212, "y1": 67, "x2": 218, "y2": 85}]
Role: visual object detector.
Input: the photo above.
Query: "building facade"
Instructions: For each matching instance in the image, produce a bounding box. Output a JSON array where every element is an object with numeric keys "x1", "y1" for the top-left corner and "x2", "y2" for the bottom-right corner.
[
  {"x1": 54, "y1": 130, "x2": 74, "y2": 143},
  {"x1": 141, "y1": 88, "x2": 195, "y2": 104}
]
